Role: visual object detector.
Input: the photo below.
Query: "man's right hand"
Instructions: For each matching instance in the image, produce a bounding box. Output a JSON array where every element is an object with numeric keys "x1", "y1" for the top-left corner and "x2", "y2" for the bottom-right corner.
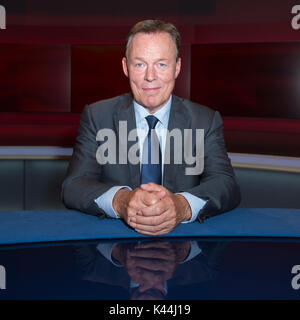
[{"x1": 112, "y1": 188, "x2": 165, "y2": 227}]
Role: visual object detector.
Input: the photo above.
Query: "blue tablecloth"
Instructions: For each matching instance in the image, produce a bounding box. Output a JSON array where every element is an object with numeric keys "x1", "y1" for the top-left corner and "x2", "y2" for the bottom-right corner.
[{"x1": 0, "y1": 208, "x2": 300, "y2": 245}]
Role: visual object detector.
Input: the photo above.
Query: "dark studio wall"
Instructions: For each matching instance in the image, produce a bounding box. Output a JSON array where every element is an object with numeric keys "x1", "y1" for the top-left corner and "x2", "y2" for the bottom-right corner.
[{"x1": 1, "y1": 0, "x2": 300, "y2": 156}]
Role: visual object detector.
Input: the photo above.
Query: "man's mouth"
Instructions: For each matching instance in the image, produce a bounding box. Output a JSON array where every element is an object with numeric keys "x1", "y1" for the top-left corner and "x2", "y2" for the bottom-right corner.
[{"x1": 143, "y1": 87, "x2": 160, "y2": 92}]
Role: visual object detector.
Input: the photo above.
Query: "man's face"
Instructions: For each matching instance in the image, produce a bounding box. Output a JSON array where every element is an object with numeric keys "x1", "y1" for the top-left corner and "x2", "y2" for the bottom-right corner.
[{"x1": 122, "y1": 32, "x2": 181, "y2": 113}]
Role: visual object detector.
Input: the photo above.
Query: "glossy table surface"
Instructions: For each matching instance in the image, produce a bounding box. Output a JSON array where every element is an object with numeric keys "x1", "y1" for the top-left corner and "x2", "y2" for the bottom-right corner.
[
  {"x1": 1, "y1": 208, "x2": 300, "y2": 246},
  {"x1": 0, "y1": 237, "x2": 300, "y2": 300}
]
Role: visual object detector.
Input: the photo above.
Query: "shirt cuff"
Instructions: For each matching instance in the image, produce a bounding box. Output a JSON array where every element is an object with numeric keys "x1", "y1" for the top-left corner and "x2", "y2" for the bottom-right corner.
[
  {"x1": 179, "y1": 241, "x2": 202, "y2": 263},
  {"x1": 176, "y1": 192, "x2": 207, "y2": 223},
  {"x1": 96, "y1": 243, "x2": 123, "y2": 267},
  {"x1": 94, "y1": 186, "x2": 132, "y2": 218}
]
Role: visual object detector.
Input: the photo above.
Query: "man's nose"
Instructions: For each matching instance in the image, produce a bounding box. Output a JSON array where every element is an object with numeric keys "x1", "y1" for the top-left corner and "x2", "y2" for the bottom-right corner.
[{"x1": 145, "y1": 65, "x2": 156, "y2": 82}]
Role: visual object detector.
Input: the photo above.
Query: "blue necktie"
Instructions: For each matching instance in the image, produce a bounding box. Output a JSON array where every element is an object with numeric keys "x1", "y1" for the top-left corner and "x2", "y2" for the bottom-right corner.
[{"x1": 141, "y1": 115, "x2": 162, "y2": 185}]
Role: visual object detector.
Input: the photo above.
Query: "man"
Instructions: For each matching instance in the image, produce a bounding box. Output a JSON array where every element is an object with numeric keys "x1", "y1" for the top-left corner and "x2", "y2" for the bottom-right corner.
[{"x1": 62, "y1": 20, "x2": 240, "y2": 235}]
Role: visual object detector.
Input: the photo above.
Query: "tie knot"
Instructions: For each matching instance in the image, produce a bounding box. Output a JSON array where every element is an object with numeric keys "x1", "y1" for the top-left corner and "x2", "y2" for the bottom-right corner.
[{"x1": 145, "y1": 115, "x2": 159, "y2": 130}]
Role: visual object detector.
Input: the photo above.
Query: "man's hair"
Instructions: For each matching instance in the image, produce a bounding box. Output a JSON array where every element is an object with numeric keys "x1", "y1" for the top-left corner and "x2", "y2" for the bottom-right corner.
[{"x1": 125, "y1": 19, "x2": 181, "y2": 61}]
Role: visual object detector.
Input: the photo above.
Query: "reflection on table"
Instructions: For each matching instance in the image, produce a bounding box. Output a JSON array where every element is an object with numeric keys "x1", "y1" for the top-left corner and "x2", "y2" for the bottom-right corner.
[
  {"x1": 75, "y1": 240, "x2": 227, "y2": 300},
  {"x1": 0, "y1": 238, "x2": 300, "y2": 300}
]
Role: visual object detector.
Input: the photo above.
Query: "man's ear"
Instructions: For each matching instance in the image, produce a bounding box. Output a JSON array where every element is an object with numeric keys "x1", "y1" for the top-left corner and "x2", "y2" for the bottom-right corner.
[
  {"x1": 175, "y1": 57, "x2": 181, "y2": 79},
  {"x1": 122, "y1": 57, "x2": 129, "y2": 77}
]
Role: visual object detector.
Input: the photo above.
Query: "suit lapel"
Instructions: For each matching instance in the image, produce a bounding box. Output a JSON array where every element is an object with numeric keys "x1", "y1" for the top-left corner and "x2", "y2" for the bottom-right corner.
[
  {"x1": 112, "y1": 94, "x2": 191, "y2": 191},
  {"x1": 163, "y1": 96, "x2": 191, "y2": 192},
  {"x1": 112, "y1": 94, "x2": 141, "y2": 189}
]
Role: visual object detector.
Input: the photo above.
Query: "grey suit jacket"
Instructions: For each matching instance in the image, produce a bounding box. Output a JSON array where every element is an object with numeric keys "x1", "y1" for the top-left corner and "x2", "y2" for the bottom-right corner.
[{"x1": 62, "y1": 93, "x2": 240, "y2": 222}]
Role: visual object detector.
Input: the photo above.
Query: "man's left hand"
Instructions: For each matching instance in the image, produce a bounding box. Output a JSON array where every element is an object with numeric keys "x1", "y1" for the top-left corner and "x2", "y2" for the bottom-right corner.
[{"x1": 128, "y1": 182, "x2": 192, "y2": 235}]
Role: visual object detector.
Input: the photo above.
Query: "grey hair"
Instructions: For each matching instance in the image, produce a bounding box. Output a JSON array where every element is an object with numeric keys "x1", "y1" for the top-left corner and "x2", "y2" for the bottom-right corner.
[{"x1": 125, "y1": 20, "x2": 181, "y2": 61}]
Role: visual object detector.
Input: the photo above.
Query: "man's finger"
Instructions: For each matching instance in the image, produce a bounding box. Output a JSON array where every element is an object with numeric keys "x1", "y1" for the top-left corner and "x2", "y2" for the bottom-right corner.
[
  {"x1": 141, "y1": 198, "x2": 170, "y2": 217},
  {"x1": 129, "y1": 213, "x2": 164, "y2": 228},
  {"x1": 140, "y1": 183, "x2": 167, "y2": 200},
  {"x1": 155, "y1": 190, "x2": 167, "y2": 199},
  {"x1": 135, "y1": 226, "x2": 173, "y2": 236},
  {"x1": 140, "y1": 190, "x2": 161, "y2": 206},
  {"x1": 133, "y1": 216, "x2": 174, "y2": 234},
  {"x1": 140, "y1": 182, "x2": 163, "y2": 192}
]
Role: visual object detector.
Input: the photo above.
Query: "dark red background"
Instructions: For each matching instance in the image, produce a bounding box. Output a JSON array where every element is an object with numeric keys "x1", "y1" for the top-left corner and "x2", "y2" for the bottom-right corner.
[{"x1": 1, "y1": 0, "x2": 300, "y2": 156}]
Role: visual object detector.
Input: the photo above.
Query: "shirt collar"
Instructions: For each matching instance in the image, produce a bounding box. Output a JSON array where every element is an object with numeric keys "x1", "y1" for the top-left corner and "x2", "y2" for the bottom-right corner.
[{"x1": 133, "y1": 95, "x2": 172, "y2": 129}]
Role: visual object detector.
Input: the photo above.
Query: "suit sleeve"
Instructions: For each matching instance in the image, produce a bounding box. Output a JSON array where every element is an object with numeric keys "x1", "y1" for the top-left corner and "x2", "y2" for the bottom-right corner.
[
  {"x1": 184, "y1": 111, "x2": 241, "y2": 222},
  {"x1": 61, "y1": 105, "x2": 114, "y2": 217}
]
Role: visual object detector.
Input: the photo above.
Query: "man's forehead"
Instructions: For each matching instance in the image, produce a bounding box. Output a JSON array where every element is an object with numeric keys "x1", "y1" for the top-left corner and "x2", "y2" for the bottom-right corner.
[
  {"x1": 128, "y1": 32, "x2": 177, "y2": 57},
  {"x1": 131, "y1": 31, "x2": 173, "y2": 44}
]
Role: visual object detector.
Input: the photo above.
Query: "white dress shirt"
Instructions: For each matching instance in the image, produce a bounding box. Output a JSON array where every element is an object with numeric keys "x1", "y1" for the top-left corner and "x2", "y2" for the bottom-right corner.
[{"x1": 94, "y1": 95, "x2": 206, "y2": 223}]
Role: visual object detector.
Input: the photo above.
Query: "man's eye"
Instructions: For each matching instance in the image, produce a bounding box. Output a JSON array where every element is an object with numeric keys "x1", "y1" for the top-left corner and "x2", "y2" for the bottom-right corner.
[
  {"x1": 136, "y1": 63, "x2": 144, "y2": 67},
  {"x1": 158, "y1": 63, "x2": 167, "y2": 68}
]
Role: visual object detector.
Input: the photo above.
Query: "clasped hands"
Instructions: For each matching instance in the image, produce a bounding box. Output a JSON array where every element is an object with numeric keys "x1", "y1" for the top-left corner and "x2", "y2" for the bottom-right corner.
[
  {"x1": 111, "y1": 241, "x2": 191, "y2": 298},
  {"x1": 113, "y1": 182, "x2": 192, "y2": 235}
]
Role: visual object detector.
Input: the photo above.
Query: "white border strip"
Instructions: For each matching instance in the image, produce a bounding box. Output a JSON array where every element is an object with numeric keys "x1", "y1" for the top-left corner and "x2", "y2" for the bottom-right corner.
[
  {"x1": 229, "y1": 153, "x2": 300, "y2": 170},
  {"x1": 0, "y1": 147, "x2": 300, "y2": 172},
  {"x1": 0, "y1": 146, "x2": 73, "y2": 157}
]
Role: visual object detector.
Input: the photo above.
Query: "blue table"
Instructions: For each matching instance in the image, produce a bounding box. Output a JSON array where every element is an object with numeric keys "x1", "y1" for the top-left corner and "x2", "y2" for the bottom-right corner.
[
  {"x1": 0, "y1": 208, "x2": 300, "y2": 245},
  {"x1": 1, "y1": 209, "x2": 300, "y2": 301}
]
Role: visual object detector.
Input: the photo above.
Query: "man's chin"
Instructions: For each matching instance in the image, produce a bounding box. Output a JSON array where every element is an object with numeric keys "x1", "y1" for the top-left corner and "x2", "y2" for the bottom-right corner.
[{"x1": 138, "y1": 99, "x2": 168, "y2": 113}]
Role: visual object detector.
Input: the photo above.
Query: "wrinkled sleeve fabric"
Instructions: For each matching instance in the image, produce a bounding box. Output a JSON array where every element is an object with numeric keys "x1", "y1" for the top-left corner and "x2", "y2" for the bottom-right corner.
[
  {"x1": 62, "y1": 105, "x2": 115, "y2": 217},
  {"x1": 185, "y1": 111, "x2": 241, "y2": 222}
]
